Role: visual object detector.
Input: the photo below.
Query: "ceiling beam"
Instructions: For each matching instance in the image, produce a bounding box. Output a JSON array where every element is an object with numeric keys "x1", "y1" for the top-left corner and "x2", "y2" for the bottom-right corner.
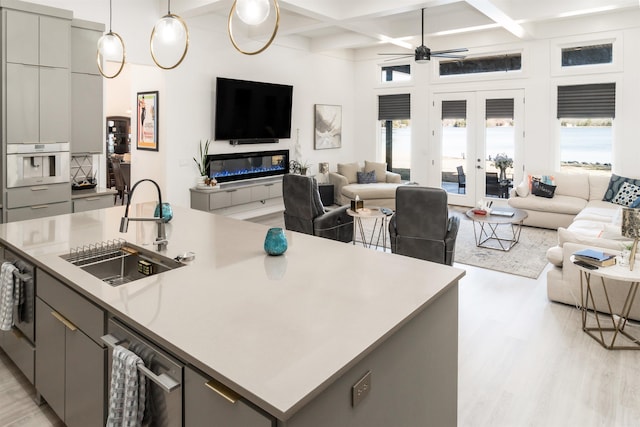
[{"x1": 464, "y1": 0, "x2": 529, "y2": 39}]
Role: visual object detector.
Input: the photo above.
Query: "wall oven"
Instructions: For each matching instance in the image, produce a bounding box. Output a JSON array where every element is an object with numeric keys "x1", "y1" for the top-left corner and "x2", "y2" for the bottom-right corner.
[{"x1": 6, "y1": 143, "x2": 70, "y2": 188}]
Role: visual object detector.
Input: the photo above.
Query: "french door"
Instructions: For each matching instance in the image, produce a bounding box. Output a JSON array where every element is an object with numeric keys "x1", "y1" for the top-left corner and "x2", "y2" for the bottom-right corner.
[{"x1": 434, "y1": 90, "x2": 524, "y2": 206}]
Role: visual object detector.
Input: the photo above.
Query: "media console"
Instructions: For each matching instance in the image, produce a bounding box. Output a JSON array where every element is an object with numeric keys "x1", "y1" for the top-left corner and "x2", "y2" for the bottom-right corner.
[{"x1": 190, "y1": 176, "x2": 283, "y2": 219}]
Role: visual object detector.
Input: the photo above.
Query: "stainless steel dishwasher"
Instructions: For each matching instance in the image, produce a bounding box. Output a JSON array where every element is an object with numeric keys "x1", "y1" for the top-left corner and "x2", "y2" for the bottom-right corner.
[{"x1": 102, "y1": 318, "x2": 183, "y2": 426}]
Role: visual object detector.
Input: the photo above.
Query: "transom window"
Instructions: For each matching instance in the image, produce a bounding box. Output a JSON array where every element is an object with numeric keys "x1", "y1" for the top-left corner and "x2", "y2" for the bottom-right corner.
[
  {"x1": 380, "y1": 65, "x2": 411, "y2": 83},
  {"x1": 561, "y1": 44, "x2": 612, "y2": 67},
  {"x1": 439, "y1": 54, "x2": 521, "y2": 76}
]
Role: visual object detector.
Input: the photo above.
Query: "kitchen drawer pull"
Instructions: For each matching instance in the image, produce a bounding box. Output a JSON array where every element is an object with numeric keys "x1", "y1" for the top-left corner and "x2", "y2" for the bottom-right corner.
[
  {"x1": 205, "y1": 379, "x2": 240, "y2": 404},
  {"x1": 51, "y1": 311, "x2": 78, "y2": 331},
  {"x1": 85, "y1": 197, "x2": 100, "y2": 201},
  {"x1": 31, "y1": 205, "x2": 50, "y2": 210},
  {"x1": 100, "y1": 334, "x2": 181, "y2": 393},
  {"x1": 30, "y1": 186, "x2": 48, "y2": 191},
  {"x1": 11, "y1": 327, "x2": 25, "y2": 339}
]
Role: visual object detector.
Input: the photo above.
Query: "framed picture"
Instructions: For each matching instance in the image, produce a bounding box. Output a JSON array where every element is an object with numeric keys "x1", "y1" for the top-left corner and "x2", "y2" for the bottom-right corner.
[
  {"x1": 137, "y1": 91, "x2": 158, "y2": 151},
  {"x1": 314, "y1": 104, "x2": 342, "y2": 150}
]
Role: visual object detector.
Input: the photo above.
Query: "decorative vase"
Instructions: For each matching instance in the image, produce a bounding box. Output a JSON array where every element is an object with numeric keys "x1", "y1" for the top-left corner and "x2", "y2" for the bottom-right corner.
[
  {"x1": 299, "y1": 167, "x2": 307, "y2": 176},
  {"x1": 499, "y1": 168, "x2": 506, "y2": 181},
  {"x1": 264, "y1": 227, "x2": 288, "y2": 256},
  {"x1": 154, "y1": 203, "x2": 173, "y2": 222}
]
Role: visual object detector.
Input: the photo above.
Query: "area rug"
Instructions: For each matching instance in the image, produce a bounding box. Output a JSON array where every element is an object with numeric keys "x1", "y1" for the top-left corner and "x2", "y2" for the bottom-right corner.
[{"x1": 448, "y1": 207, "x2": 557, "y2": 279}]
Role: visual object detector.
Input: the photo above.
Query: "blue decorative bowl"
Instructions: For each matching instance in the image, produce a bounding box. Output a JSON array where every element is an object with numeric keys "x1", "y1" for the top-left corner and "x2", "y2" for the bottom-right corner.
[
  {"x1": 264, "y1": 227, "x2": 288, "y2": 256},
  {"x1": 154, "y1": 203, "x2": 173, "y2": 222}
]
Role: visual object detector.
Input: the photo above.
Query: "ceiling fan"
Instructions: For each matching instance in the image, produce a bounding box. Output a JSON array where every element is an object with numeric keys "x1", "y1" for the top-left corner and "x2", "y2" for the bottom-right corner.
[{"x1": 379, "y1": 8, "x2": 468, "y2": 63}]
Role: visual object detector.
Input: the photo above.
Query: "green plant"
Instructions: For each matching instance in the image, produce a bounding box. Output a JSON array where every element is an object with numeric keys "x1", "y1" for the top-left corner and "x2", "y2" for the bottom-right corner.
[
  {"x1": 492, "y1": 153, "x2": 513, "y2": 171},
  {"x1": 193, "y1": 139, "x2": 211, "y2": 176}
]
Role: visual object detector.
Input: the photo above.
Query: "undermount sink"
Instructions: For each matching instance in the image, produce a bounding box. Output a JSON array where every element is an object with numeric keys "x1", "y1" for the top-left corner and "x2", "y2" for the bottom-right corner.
[{"x1": 61, "y1": 241, "x2": 184, "y2": 286}]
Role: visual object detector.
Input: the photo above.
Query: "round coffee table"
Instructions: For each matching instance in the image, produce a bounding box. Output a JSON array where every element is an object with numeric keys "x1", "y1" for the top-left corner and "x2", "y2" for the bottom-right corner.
[{"x1": 465, "y1": 207, "x2": 528, "y2": 251}]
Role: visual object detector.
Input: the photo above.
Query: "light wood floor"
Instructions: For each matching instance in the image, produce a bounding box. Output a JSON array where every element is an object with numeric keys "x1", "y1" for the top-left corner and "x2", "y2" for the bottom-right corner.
[{"x1": 2, "y1": 213, "x2": 639, "y2": 426}]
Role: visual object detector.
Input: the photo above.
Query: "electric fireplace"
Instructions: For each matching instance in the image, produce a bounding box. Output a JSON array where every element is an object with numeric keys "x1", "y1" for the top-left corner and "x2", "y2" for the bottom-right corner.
[{"x1": 206, "y1": 149, "x2": 289, "y2": 183}]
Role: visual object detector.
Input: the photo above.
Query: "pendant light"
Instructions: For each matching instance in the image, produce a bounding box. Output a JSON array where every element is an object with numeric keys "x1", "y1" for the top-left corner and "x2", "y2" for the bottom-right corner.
[
  {"x1": 97, "y1": 0, "x2": 125, "y2": 79},
  {"x1": 228, "y1": 0, "x2": 280, "y2": 55},
  {"x1": 150, "y1": 0, "x2": 189, "y2": 70}
]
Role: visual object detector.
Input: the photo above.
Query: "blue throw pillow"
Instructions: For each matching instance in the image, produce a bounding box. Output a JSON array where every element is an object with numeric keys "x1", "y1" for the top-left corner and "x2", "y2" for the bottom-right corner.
[
  {"x1": 603, "y1": 174, "x2": 640, "y2": 202},
  {"x1": 357, "y1": 170, "x2": 376, "y2": 184},
  {"x1": 630, "y1": 197, "x2": 640, "y2": 208}
]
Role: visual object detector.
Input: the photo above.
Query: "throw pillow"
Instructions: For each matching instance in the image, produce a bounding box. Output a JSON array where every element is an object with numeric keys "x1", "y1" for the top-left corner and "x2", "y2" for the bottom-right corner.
[
  {"x1": 357, "y1": 170, "x2": 377, "y2": 184},
  {"x1": 364, "y1": 160, "x2": 387, "y2": 183},
  {"x1": 630, "y1": 196, "x2": 640, "y2": 209},
  {"x1": 602, "y1": 174, "x2": 640, "y2": 202},
  {"x1": 531, "y1": 179, "x2": 556, "y2": 198},
  {"x1": 611, "y1": 181, "x2": 640, "y2": 206},
  {"x1": 515, "y1": 179, "x2": 529, "y2": 197},
  {"x1": 337, "y1": 162, "x2": 359, "y2": 184},
  {"x1": 528, "y1": 174, "x2": 555, "y2": 191}
]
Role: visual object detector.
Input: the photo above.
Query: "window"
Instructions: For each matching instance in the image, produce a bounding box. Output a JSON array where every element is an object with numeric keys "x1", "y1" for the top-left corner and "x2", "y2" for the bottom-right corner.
[
  {"x1": 439, "y1": 54, "x2": 521, "y2": 76},
  {"x1": 380, "y1": 65, "x2": 411, "y2": 83},
  {"x1": 557, "y1": 83, "x2": 615, "y2": 174},
  {"x1": 562, "y1": 44, "x2": 612, "y2": 67},
  {"x1": 378, "y1": 94, "x2": 410, "y2": 180}
]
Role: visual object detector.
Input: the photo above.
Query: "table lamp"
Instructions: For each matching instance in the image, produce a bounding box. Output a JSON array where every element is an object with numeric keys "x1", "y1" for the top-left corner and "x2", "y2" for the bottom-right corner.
[{"x1": 621, "y1": 207, "x2": 640, "y2": 271}]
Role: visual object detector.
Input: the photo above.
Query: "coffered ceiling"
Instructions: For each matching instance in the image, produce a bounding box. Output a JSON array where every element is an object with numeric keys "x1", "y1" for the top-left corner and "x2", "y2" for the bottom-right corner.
[{"x1": 173, "y1": 0, "x2": 640, "y2": 56}]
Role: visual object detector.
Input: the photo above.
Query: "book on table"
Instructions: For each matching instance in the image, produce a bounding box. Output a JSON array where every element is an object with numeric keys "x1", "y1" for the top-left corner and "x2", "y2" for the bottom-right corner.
[{"x1": 573, "y1": 248, "x2": 617, "y2": 267}]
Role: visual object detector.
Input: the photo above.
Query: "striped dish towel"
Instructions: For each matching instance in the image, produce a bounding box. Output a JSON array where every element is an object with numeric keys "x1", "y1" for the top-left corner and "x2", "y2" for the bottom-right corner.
[
  {"x1": 106, "y1": 345, "x2": 147, "y2": 427},
  {"x1": 0, "y1": 262, "x2": 18, "y2": 331}
]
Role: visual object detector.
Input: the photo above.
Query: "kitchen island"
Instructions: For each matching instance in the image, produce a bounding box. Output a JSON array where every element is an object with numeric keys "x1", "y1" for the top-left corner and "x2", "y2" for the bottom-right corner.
[{"x1": 0, "y1": 203, "x2": 464, "y2": 426}]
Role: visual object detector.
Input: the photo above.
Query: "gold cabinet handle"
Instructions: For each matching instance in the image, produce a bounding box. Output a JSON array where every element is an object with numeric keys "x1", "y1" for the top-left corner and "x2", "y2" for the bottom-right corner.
[
  {"x1": 51, "y1": 311, "x2": 77, "y2": 331},
  {"x1": 205, "y1": 379, "x2": 240, "y2": 404}
]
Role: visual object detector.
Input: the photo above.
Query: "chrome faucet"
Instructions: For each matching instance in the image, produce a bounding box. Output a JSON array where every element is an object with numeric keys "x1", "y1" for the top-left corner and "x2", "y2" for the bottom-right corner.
[{"x1": 119, "y1": 179, "x2": 168, "y2": 250}]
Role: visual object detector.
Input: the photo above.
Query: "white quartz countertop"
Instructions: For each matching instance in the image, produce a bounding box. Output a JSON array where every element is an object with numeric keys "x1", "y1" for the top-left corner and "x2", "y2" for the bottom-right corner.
[{"x1": 0, "y1": 204, "x2": 465, "y2": 419}]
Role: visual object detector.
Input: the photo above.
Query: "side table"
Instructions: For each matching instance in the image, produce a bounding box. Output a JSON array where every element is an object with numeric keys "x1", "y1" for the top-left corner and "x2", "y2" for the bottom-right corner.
[
  {"x1": 572, "y1": 256, "x2": 640, "y2": 350},
  {"x1": 347, "y1": 207, "x2": 392, "y2": 250},
  {"x1": 318, "y1": 183, "x2": 334, "y2": 206}
]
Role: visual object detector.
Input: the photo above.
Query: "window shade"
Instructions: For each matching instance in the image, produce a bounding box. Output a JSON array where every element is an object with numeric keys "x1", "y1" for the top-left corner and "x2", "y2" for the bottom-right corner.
[
  {"x1": 557, "y1": 83, "x2": 616, "y2": 118},
  {"x1": 378, "y1": 94, "x2": 410, "y2": 120},
  {"x1": 441, "y1": 100, "x2": 467, "y2": 120},
  {"x1": 486, "y1": 98, "x2": 514, "y2": 119}
]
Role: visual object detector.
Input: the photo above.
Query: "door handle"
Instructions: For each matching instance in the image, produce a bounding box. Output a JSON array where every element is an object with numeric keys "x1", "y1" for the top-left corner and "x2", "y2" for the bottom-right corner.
[{"x1": 51, "y1": 311, "x2": 78, "y2": 331}]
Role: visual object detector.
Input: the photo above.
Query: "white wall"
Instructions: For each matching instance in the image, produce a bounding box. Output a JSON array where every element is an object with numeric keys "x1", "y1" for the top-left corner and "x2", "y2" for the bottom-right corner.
[{"x1": 353, "y1": 10, "x2": 640, "y2": 191}]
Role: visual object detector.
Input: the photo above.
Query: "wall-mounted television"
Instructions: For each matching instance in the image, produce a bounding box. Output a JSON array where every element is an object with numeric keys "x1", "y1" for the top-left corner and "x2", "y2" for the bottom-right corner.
[{"x1": 214, "y1": 77, "x2": 293, "y2": 144}]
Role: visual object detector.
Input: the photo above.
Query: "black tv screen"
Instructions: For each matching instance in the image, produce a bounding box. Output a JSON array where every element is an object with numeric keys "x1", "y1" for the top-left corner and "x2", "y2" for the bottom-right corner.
[{"x1": 215, "y1": 77, "x2": 293, "y2": 142}]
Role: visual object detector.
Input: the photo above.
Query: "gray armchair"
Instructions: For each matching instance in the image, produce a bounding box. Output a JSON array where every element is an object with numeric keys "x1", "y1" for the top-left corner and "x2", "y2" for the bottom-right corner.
[
  {"x1": 388, "y1": 186, "x2": 460, "y2": 265},
  {"x1": 283, "y1": 174, "x2": 354, "y2": 242}
]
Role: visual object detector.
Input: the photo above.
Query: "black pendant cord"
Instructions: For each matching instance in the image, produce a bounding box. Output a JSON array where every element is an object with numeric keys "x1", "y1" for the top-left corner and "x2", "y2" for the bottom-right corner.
[
  {"x1": 168, "y1": 0, "x2": 171, "y2": 14},
  {"x1": 109, "y1": 0, "x2": 113, "y2": 32},
  {"x1": 421, "y1": 8, "x2": 425, "y2": 46}
]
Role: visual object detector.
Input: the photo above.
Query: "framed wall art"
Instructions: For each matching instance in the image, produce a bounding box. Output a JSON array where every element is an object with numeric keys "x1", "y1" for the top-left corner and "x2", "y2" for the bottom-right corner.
[
  {"x1": 137, "y1": 91, "x2": 159, "y2": 151},
  {"x1": 314, "y1": 104, "x2": 342, "y2": 150}
]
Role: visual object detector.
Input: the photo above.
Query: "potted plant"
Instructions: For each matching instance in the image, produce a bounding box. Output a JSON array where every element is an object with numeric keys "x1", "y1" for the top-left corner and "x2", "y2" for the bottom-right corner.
[
  {"x1": 492, "y1": 153, "x2": 513, "y2": 181},
  {"x1": 193, "y1": 139, "x2": 216, "y2": 186}
]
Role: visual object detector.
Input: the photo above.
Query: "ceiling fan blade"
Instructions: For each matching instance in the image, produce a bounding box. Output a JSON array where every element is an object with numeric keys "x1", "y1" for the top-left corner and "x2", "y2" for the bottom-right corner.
[
  {"x1": 378, "y1": 53, "x2": 413, "y2": 56},
  {"x1": 432, "y1": 53, "x2": 467, "y2": 59},
  {"x1": 431, "y1": 48, "x2": 469, "y2": 55}
]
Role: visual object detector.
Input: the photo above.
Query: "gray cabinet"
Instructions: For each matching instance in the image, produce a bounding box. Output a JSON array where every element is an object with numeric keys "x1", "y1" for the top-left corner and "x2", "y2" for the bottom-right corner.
[
  {"x1": 72, "y1": 194, "x2": 114, "y2": 212},
  {"x1": 185, "y1": 366, "x2": 274, "y2": 427},
  {"x1": 6, "y1": 183, "x2": 71, "y2": 221},
  {"x1": 35, "y1": 270, "x2": 106, "y2": 427},
  {"x1": 190, "y1": 178, "x2": 284, "y2": 216},
  {"x1": 71, "y1": 21, "x2": 104, "y2": 154},
  {"x1": 4, "y1": 9, "x2": 71, "y2": 144}
]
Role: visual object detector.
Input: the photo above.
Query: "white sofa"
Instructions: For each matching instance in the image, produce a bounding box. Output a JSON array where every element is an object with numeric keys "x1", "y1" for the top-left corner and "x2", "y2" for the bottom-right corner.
[
  {"x1": 527, "y1": 172, "x2": 640, "y2": 320},
  {"x1": 507, "y1": 173, "x2": 611, "y2": 229},
  {"x1": 329, "y1": 161, "x2": 403, "y2": 210}
]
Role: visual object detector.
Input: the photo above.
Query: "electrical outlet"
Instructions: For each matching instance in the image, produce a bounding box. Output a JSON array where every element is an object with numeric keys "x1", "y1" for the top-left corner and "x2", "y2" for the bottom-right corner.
[{"x1": 351, "y1": 371, "x2": 372, "y2": 407}]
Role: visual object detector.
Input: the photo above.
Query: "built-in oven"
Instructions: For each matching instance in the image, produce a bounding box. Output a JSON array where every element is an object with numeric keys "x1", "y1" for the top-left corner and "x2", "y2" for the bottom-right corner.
[
  {"x1": 6, "y1": 143, "x2": 70, "y2": 188},
  {"x1": 0, "y1": 247, "x2": 36, "y2": 383}
]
